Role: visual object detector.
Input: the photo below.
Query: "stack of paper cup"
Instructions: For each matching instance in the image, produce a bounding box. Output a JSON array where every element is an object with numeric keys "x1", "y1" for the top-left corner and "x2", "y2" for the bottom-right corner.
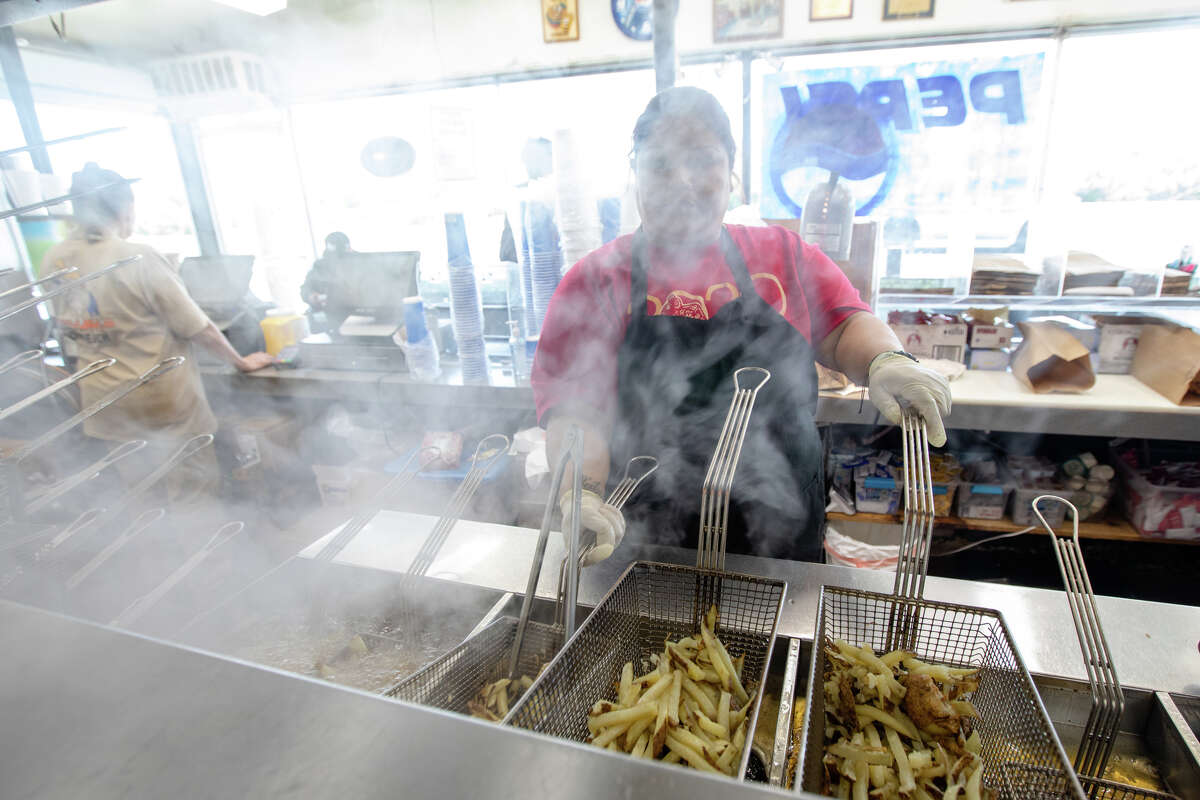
[
  {"x1": 445, "y1": 213, "x2": 489, "y2": 384},
  {"x1": 553, "y1": 129, "x2": 601, "y2": 272}
]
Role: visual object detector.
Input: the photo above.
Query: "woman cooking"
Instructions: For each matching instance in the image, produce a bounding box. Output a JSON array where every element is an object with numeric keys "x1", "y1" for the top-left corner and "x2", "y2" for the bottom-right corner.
[{"x1": 531, "y1": 87, "x2": 951, "y2": 564}]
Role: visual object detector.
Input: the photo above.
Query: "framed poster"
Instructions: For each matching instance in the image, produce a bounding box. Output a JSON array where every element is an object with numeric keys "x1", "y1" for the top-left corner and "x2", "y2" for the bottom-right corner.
[
  {"x1": 714, "y1": 0, "x2": 783, "y2": 43},
  {"x1": 883, "y1": 0, "x2": 934, "y2": 20},
  {"x1": 542, "y1": 0, "x2": 579, "y2": 42},
  {"x1": 810, "y1": 0, "x2": 852, "y2": 21}
]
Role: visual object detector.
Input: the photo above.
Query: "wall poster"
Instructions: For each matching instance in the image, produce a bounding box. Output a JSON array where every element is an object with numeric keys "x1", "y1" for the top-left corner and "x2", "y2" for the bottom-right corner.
[
  {"x1": 759, "y1": 53, "x2": 1045, "y2": 222},
  {"x1": 542, "y1": 0, "x2": 580, "y2": 42}
]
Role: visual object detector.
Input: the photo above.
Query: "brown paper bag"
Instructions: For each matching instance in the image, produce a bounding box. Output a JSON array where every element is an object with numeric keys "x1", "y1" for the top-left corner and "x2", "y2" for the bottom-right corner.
[
  {"x1": 1012, "y1": 321, "x2": 1096, "y2": 393},
  {"x1": 1131, "y1": 324, "x2": 1200, "y2": 406}
]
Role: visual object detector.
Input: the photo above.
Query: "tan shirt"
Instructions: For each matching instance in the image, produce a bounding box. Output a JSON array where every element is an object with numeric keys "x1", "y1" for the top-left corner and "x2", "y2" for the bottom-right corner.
[{"x1": 42, "y1": 232, "x2": 218, "y2": 442}]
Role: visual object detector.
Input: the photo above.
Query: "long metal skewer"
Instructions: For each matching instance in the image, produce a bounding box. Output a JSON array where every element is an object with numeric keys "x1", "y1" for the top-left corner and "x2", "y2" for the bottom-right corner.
[
  {"x1": 2, "y1": 356, "x2": 184, "y2": 463},
  {"x1": 24, "y1": 439, "x2": 147, "y2": 514},
  {"x1": 0, "y1": 357, "x2": 115, "y2": 423},
  {"x1": 112, "y1": 521, "x2": 246, "y2": 629},
  {"x1": 1033, "y1": 495, "x2": 1124, "y2": 792},
  {"x1": 0, "y1": 266, "x2": 78, "y2": 302},
  {"x1": 65, "y1": 507, "x2": 166, "y2": 590},
  {"x1": 183, "y1": 448, "x2": 438, "y2": 636},
  {"x1": 0, "y1": 349, "x2": 44, "y2": 378},
  {"x1": 0, "y1": 254, "x2": 141, "y2": 322},
  {"x1": 697, "y1": 366, "x2": 770, "y2": 571},
  {"x1": 311, "y1": 446, "x2": 442, "y2": 566},
  {"x1": 394, "y1": 435, "x2": 511, "y2": 627}
]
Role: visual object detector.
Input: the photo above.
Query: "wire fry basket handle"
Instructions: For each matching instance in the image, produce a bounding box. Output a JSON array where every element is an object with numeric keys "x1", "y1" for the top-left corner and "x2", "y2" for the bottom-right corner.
[
  {"x1": 139, "y1": 355, "x2": 186, "y2": 383},
  {"x1": 0, "y1": 349, "x2": 44, "y2": 377},
  {"x1": 469, "y1": 433, "x2": 511, "y2": 468},
  {"x1": 733, "y1": 365, "x2": 771, "y2": 393},
  {"x1": 1033, "y1": 494, "x2": 1125, "y2": 783},
  {"x1": 617, "y1": 456, "x2": 659, "y2": 497}
]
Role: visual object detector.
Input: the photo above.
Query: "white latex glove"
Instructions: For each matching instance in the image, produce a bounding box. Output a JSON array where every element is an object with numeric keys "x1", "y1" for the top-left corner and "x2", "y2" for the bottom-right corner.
[
  {"x1": 867, "y1": 352, "x2": 952, "y2": 447},
  {"x1": 559, "y1": 489, "x2": 626, "y2": 566}
]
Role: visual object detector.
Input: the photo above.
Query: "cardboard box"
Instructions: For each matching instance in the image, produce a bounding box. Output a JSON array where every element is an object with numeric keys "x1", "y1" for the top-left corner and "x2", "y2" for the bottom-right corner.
[
  {"x1": 968, "y1": 323, "x2": 1016, "y2": 349},
  {"x1": 889, "y1": 322, "x2": 968, "y2": 363},
  {"x1": 1091, "y1": 315, "x2": 1163, "y2": 374},
  {"x1": 969, "y1": 348, "x2": 1011, "y2": 371}
]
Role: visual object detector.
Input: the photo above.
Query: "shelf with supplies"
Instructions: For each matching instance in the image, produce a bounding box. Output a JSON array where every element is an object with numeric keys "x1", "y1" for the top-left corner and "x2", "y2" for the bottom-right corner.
[{"x1": 824, "y1": 510, "x2": 1199, "y2": 545}]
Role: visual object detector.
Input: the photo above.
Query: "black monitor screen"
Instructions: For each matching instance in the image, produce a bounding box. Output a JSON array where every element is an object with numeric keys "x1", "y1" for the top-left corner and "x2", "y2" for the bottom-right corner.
[
  {"x1": 327, "y1": 251, "x2": 421, "y2": 317},
  {"x1": 180, "y1": 255, "x2": 255, "y2": 307}
]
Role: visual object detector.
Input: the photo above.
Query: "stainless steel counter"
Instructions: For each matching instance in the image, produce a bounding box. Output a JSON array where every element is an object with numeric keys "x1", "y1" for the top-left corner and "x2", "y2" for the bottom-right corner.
[
  {"x1": 0, "y1": 599, "x2": 798, "y2": 800},
  {"x1": 302, "y1": 511, "x2": 1200, "y2": 696},
  {"x1": 203, "y1": 365, "x2": 1200, "y2": 440}
]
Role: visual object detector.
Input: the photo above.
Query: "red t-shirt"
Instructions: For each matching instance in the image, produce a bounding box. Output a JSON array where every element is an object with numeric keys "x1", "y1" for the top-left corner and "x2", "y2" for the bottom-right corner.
[{"x1": 530, "y1": 224, "x2": 869, "y2": 422}]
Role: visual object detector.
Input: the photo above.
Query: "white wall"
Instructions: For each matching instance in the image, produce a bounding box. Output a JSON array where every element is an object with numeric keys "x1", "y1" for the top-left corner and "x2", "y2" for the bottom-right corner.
[{"x1": 282, "y1": 0, "x2": 1200, "y2": 97}]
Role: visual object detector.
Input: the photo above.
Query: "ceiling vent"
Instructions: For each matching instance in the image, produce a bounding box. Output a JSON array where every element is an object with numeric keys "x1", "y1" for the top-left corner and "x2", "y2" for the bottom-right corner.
[{"x1": 149, "y1": 51, "x2": 278, "y2": 119}]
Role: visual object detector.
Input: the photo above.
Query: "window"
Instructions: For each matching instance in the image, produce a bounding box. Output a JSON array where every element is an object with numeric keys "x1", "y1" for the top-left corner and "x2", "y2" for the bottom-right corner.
[
  {"x1": 33, "y1": 105, "x2": 198, "y2": 260},
  {"x1": 1040, "y1": 26, "x2": 1200, "y2": 295},
  {"x1": 752, "y1": 39, "x2": 1053, "y2": 295}
]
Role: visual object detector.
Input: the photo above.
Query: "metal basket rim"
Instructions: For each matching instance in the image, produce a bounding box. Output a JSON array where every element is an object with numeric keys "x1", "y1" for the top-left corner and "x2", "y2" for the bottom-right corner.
[
  {"x1": 383, "y1": 615, "x2": 562, "y2": 699},
  {"x1": 501, "y1": 559, "x2": 788, "y2": 781},
  {"x1": 796, "y1": 584, "x2": 1087, "y2": 800}
]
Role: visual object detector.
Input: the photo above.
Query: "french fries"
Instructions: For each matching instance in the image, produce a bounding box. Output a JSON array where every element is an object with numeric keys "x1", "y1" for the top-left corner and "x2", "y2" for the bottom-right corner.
[
  {"x1": 585, "y1": 605, "x2": 756, "y2": 776},
  {"x1": 819, "y1": 640, "x2": 991, "y2": 800},
  {"x1": 468, "y1": 674, "x2": 534, "y2": 721}
]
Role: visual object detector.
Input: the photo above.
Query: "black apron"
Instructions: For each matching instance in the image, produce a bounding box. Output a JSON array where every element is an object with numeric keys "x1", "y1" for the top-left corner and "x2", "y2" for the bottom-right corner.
[{"x1": 609, "y1": 227, "x2": 825, "y2": 562}]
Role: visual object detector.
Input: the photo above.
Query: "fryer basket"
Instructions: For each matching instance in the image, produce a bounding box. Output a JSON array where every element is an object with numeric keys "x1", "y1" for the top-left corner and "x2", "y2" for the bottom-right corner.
[
  {"x1": 798, "y1": 586, "x2": 1086, "y2": 800},
  {"x1": 384, "y1": 617, "x2": 562, "y2": 714},
  {"x1": 1001, "y1": 764, "x2": 1180, "y2": 800},
  {"x1": 504, "y1": 561, "x2": 787, "y2": 780}
]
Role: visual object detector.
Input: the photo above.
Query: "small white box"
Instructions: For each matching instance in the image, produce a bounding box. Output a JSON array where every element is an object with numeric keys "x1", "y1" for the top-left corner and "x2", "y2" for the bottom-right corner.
[
  {"x1": 1092, "y1": 316, "x2": 1162, "y2": 374},
  {"x1": 968, "y1": 323, "x2": 1016, "y2": 349},
  {"x1": 969, "y1": 348, "x2": 1011, "y2": 371},
  {"x1": 890, "y1": 323, "x2": 968, "y2": 363}
]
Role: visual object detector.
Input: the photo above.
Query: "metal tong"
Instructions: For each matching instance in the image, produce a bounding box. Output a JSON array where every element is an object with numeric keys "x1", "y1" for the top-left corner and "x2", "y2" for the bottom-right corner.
[
  {"x1": 0, "y1": 255, "x2": 141, "y2": 323},
  {"x1": 0, "y1": 358, "x2": 116, "y2": 424},
  {"x1": 392, "y1": 435, "x2": 511, "y2": 630},
  {"x1": 1033, "y1": 495, "x2": 1124, "y2": 793},
  {"x1": 112, "y1": 520, "x2": 246, "y2": 629},
  {"x1": 510, "y1": 424, "x2": 582, "y2": 680},
  {"x1": 552, "y1": 455, "x2": 658, "y2": 629},
  {"x1": 697, "y1": 366, "x2": 771, "y2": 571}
]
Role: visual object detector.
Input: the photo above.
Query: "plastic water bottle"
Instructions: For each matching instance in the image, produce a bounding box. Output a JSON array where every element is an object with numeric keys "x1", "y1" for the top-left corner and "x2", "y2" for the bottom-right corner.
[
  {"x1": 398, "y1": 296, "x2": 441, "y2": 380},
  {"x1": 509, "y1": 320, "x2": 529, "y2": 385}
]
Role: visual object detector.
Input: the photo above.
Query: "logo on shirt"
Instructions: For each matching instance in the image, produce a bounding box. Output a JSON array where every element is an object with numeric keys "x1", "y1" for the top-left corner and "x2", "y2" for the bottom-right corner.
[
  {"x1": 660, "y1": 290, "x2": 709, "y2": 320},
  {"x1": 57, "y1": 287, "x2": 117, "y2": 346}
]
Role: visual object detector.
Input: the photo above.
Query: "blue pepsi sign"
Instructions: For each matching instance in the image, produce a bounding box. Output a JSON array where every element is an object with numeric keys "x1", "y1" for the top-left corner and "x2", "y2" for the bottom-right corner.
[{"x1": 761, "y1": 54, "x2": 1044, "y2": 219}]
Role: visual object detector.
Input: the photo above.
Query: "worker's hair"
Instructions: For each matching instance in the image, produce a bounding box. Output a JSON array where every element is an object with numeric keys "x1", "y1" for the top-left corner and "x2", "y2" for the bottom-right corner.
[
  {"x1": 324, "y1": 231, "x2": 351, "y2": 255},
  {"x1": 630, "y1": 86, "x2": 736, "y2": 169},
  {"x1": 69, "y1": 162, "x2": 133, "y2": 239}
]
